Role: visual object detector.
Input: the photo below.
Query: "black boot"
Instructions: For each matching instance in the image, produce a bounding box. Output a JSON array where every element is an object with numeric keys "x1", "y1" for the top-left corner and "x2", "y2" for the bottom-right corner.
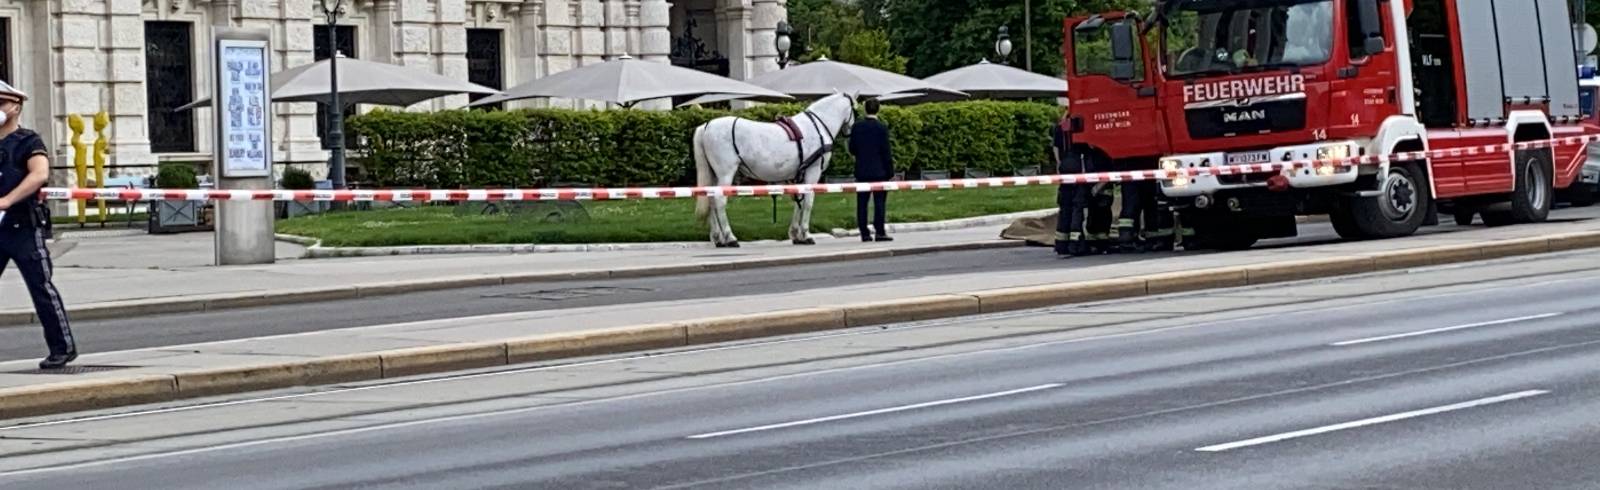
[
  {"x1": 1068, "y1": 240, "x2": 1089, "y2": 256},
  {"x1": 40, "y1": 351, "x2": 77, "y2": 370},
  {"x1": 1117, "y1": 229, "x2": 1141, "y2": 254}
]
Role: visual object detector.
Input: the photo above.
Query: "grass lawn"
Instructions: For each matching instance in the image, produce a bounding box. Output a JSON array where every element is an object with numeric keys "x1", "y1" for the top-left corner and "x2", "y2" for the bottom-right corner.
[{"x1": 277, "y1": 186, "x2": 1056, "y2": 247}]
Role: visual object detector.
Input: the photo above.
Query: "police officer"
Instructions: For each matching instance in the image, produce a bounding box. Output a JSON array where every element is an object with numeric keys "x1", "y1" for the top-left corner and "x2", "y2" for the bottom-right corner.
[
  {"x1": 1051, "y1": 117, "x2": 1088, "y2": 256},
  {"x1": 0, "y1": 81, "x2": 77, "y2": 369}
]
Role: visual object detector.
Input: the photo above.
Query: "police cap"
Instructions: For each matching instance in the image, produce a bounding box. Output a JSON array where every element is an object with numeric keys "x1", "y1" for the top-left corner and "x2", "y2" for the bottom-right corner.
[{"x1": 0, "y1": 80, "x2": 27, "y2": 104}]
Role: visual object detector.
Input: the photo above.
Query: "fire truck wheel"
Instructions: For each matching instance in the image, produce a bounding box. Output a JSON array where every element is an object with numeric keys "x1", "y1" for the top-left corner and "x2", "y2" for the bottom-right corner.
[
  {"x1": 1336, "y1": 162, "x2": 1431, "y2": 239},
  {"x1": 1484, "y1": 149, "x2": 1554, "y2": 226},
  {"x1": 1330, "y1": 208, "x2": 1363, "y2": 240}
]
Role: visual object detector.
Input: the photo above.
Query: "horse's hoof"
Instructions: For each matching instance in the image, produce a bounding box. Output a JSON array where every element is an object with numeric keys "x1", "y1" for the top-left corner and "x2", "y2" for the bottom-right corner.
[
  {"x1": 792, "y1": 238, "x2": 816, "y2": 245},
  {"x1": 726, "y1": 241, "x2": 741, "y2": 248}
]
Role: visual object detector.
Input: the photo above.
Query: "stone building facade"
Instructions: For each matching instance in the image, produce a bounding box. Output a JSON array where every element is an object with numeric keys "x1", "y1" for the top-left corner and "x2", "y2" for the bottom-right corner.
[{"x1": 0, "y1": 0, "x2": 786, "y2": 185}]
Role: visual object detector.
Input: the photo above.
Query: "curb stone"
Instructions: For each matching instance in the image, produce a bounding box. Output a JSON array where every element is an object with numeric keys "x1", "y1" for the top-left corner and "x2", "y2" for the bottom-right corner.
[
  {"x1": 0, "y1": 239, "x2": 1024, "y2": 328},
  {"x1": 3, "y1": 231, "x2": 1596, "y2": 419}
]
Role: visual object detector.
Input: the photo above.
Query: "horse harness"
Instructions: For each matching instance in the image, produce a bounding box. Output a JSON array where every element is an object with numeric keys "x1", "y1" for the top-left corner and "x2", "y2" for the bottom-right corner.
[{"x1": 730, "y1": 110, "x2": 838, "y2": 184}]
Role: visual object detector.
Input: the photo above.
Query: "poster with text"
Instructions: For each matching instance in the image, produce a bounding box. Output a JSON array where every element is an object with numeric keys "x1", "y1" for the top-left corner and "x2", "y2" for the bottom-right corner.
[{"x1": 217, "y1": 40, "x2": 271, "y2": 178}]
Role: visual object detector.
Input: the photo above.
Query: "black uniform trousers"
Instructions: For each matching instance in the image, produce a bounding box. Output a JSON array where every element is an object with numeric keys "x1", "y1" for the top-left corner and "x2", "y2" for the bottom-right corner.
[
  {"x1": 857, "y1": 189, "x2": 888, "y2": 236},
  {"x1": 1054, "y1": 154, "x2": 1088, "y2": 253},
  {"x1": 0, "y1": 226, "x2": 73, "y2": 355}
]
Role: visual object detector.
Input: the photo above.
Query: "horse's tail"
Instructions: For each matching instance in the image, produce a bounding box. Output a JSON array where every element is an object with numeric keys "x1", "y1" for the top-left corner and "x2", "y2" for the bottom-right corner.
[{"x1": 693, "y1": 123, "x2": 713, "y2": 222}]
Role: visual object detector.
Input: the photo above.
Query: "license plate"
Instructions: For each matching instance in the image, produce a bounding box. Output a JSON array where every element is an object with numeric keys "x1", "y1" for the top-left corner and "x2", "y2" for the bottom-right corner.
[{"x1": 1226, "y1": 151, "x2": 1272, "y2": 165}]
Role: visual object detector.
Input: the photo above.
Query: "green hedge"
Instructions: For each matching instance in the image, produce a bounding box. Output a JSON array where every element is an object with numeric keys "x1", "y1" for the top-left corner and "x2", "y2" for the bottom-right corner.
[{"x1": 347, "y1": 101, "x2": 1061, "y2": 188}]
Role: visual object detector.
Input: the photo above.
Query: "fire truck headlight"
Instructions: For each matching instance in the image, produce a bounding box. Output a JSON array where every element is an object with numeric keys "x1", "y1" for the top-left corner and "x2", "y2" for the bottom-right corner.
[
  {"x1": 1160, "y1": 158, "x2": 1181, "y2": 171},
  {"x1": 1316, "y1": 144, "x2": 1350, "y2": 161},
  {"x1": 1171, "y1": 176, "x2": 1191, "y2": 187},
  {"x1": 1315, "y1": 145, "x2": 1350, "y2": 175}
]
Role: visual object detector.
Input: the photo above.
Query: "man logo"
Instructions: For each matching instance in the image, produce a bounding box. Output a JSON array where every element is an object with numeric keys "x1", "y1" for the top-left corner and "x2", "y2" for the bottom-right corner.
[{"x1": 1223, "y1": 109, "x2": 1268, "y2": 123}]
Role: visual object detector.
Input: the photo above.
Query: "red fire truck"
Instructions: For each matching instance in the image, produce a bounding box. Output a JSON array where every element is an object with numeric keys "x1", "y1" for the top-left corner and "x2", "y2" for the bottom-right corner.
[{"x1": 1065, "y1": 0, "x2": 1598, "y2": 249}]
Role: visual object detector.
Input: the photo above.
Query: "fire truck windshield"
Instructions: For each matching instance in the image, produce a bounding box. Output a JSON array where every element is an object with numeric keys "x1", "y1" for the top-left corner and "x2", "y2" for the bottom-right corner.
[{"x1": 1162, "y1": 0, "x2": 1333, "y2": 77}]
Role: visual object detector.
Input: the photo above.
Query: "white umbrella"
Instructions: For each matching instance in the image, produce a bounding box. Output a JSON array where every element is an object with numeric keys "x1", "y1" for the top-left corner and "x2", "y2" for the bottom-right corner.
[
  {"x1": 681, "y1": 58, "x2": 967, "y2": 106},
  {"x1": 879, "y1": 60, "x2": 1067, "y2": 104},
  {"x1": 175, "y1": 56, "x2": 501, "y2": 111},
  {"x1": 923, "y1": 59, "x2": 1067, "y2": 99},
  {"x1": 469, "y1": 55, "x2": 792, "y2": 108}
]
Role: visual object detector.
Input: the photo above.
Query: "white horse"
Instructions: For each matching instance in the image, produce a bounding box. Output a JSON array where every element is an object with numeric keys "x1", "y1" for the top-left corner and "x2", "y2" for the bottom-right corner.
[{"x1": 693, "y1": 93, "x2": 857, "y2": 247}]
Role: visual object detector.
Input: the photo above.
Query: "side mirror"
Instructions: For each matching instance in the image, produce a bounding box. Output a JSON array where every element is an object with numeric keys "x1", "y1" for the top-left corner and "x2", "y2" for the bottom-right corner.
[
  {"x1": 1355, "y1": 0, "x2": 1383, "y2": 56},
  {"x1": 1363, "y1": 36, "x2": 1385, "y2": 57},
  {"x1": 1110, "y1": 22, "x2": 1137, "y2": 81}
]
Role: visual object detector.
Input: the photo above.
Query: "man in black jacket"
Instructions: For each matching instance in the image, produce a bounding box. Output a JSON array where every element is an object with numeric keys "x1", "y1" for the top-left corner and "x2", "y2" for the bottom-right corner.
[
  {"x1": 849, "y1": 98, "x2": 893, "y2": 242},
  {"x1": 0, "y1": 81, "x2": 76, "y2": 369}
]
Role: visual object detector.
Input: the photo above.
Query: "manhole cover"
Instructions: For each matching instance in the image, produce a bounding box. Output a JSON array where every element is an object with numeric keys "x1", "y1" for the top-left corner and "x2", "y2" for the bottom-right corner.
[
  {"x1": 10, "y1": 365, "x2": 136, "y2": 375},
  {"x1": 485, "y1": 286, "x2": 653, "y2": 301}
]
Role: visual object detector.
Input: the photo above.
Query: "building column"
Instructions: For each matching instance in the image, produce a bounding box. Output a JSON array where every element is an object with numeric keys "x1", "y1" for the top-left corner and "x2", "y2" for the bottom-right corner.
[
  {"x1": 538, "y1": 0, "x2": 577, "y2": 108},
  {"x1": 371, "y1": 0, "x2": 399, "y2": 65},
  {"x1": 748, "y1": 0, "x2": 783, "y2": 78},
  {"x1": 510, "y1": 0, "x2": 544, "y2": 109},
  {"x1": 715, "y1": 0, "x2": 751, "y2": 80},
  {"x1": 438, "y1": 0, "x2": 470, "y2": 109},
  {"x1": 639, "y1": 0, "x2": 671, "y2": 64}
]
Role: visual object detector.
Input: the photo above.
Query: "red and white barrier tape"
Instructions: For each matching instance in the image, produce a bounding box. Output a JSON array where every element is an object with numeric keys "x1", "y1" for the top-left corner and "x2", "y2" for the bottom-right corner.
[{"x1": 40, "y1": 134, "x2": 1600, "y2": 202}]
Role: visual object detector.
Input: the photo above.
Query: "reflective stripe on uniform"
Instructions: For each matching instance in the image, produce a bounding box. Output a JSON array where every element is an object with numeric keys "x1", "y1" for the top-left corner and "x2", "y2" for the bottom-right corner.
[
  {"x1": 1116, "y1": 218, "x2": 1136, "y2": 229},
  {"x1": 1144, "y1": 228, "x2": 1174, "y2": 239},
  {"x1": 32, "y1": 227, "x2": 72, "y2": 349}
]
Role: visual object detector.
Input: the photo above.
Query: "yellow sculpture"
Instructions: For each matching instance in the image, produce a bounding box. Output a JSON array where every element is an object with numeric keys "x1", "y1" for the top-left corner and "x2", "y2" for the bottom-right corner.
[
  {"x1": 68, "y1": 115, "x2": 86, "y2": 225},
  {"x1": 92, "y1": 112, "x2": 110, "y2": 224}
]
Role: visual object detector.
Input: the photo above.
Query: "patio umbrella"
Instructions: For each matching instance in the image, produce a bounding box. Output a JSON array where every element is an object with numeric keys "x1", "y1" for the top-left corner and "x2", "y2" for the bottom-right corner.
[
  {"x1": 174, "y1": 56, "x2": 501, "y2": 111},
  {"x1": 681, "y1": 58, "x2": 967, "y2": 106},
  {"x1": 878, "y1": 60, "x2": 1067, "y2": 104},
  {"x1": 468, "y1": 55, "x2": 793, "y2": 108}
]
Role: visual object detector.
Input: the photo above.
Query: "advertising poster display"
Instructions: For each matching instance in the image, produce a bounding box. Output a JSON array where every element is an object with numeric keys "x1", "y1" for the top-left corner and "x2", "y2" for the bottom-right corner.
[{"x1": 216, "y1": 39, "x2": 271, "y2": 178}]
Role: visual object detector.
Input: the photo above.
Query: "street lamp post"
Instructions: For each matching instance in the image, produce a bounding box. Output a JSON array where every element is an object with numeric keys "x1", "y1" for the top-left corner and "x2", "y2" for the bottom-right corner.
[
  {"x1": 995, "y1": 26, "x2": 1013, "y2": 65},
  {"x1": 775, "y1": 21, "x2": 793, "y2": 69},
  {"x1": 320, "y1": 0, "x2": 348, "y2": 191},
  {"x1": 1024, "y1": 0, "x2": 1031, "y2": 71}
]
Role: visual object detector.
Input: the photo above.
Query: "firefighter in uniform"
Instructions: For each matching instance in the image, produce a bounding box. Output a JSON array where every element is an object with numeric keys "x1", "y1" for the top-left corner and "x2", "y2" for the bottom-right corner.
[
  {"x1": 1085, "y1": 163, "x2": 1114, "y2": 254},
  {"x1": 0, "y1": 82, "x2": 76, "y2": 369},
  {"x1": 1051, "y1": 118, "x2": 1088, "y2": 256},
  {"x1": 1115, "y1": 164, "x2": 1180, "y2": 253}
]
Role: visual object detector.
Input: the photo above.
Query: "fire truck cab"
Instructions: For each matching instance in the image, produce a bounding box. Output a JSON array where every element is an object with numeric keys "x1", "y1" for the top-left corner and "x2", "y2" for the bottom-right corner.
[{"x1": 1066, "y1": 0, "x2": 1597, "y2": 249}]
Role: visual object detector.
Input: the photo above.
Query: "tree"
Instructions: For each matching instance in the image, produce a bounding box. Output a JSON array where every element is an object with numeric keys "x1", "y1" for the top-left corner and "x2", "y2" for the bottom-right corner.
[
  {"x1": 838, "y1": 30, "x2": 909, "y2": 73},
  {"x1": 787, "y1": 0, "x2": 866, "y2": 63},
  {"x1": 884, "y1": 0, "x2": 1146, "y2": 78}
]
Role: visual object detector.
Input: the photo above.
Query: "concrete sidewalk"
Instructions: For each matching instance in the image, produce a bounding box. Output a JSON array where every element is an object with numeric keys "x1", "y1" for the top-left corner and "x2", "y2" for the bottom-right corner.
[
  {"x1": 1, "y1": 214, "x2": 1599, "y2": 418},
  {"x1": 0, "y1": 226, "x2": 1019, "y2": 324}
]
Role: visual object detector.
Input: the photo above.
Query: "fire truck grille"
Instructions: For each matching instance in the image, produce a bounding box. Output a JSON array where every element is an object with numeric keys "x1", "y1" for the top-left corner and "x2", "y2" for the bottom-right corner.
[{"x1": 1186, "y1": 98, "x2": 1307, "y2": 139}]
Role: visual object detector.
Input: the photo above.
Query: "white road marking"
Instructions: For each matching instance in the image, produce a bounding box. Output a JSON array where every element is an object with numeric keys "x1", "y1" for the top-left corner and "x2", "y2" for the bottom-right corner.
[
  {"x1": 1329, "y1": 313, "x2": 1563, "y2": 346},
  {"x1": 1194, "y1": 390, "x2": 1550, "y2": 452},
  {"x1": 3, "y1": 273, "x2": 1584, "y2": 432},
  {"x1": 686, "y1": 384, "x2": 1064, "y2": 439}
]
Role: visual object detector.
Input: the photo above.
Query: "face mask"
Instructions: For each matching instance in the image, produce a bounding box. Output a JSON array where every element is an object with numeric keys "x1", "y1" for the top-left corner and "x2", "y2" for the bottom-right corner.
[{"x1": 0, "y1": 110, "x2": 9, "y2": 127}]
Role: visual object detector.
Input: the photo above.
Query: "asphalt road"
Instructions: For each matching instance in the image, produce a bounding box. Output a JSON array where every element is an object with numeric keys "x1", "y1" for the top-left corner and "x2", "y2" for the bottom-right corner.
[
  {"x1": 0, "y1": 248, "x2": 1596, "y2": 488},
  {"x1": 9, "y1": 204, "x2": 1596, "y2": 361}
]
